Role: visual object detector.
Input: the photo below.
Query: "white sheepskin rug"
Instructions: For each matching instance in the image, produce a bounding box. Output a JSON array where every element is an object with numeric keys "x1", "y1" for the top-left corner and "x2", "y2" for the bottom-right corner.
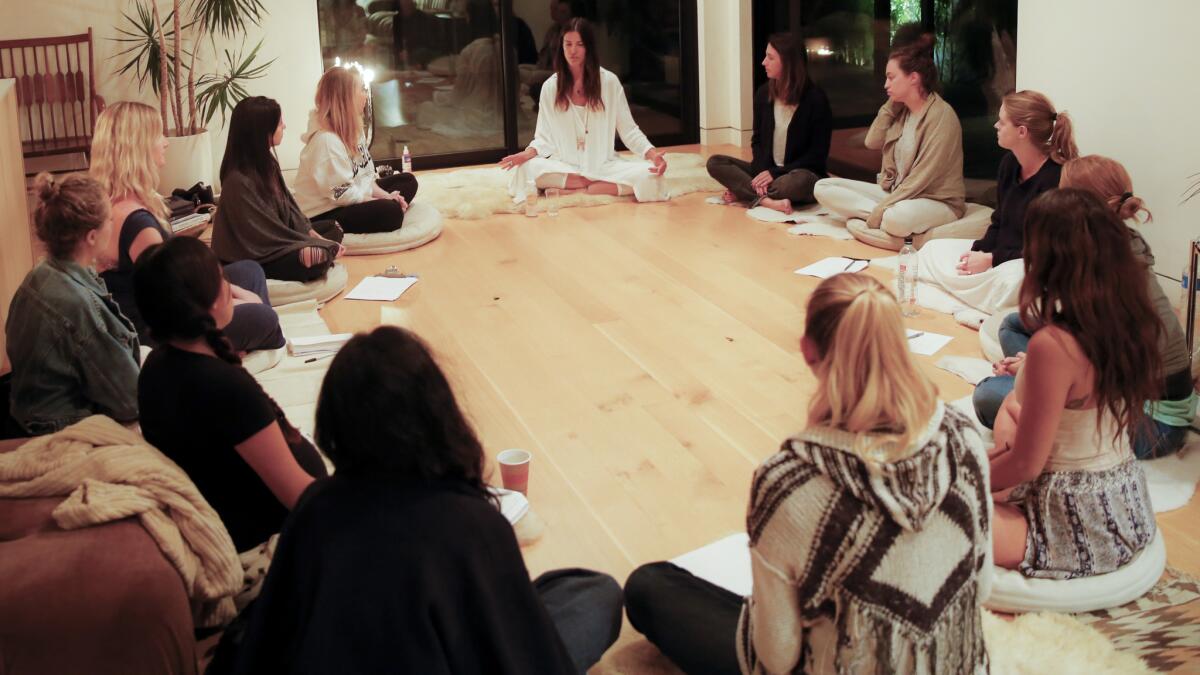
[{"x1": 416, "y1": 152, "x2": 721, "y2": 220}]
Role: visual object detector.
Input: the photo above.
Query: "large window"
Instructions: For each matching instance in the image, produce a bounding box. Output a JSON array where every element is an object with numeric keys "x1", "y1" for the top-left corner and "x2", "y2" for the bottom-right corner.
[
  {"x1": 316, "y1": 0, "x2": 699, "y2": 169},
  {"x1": 753, "y1": 0, "x2": 1017, "y2": 192}
]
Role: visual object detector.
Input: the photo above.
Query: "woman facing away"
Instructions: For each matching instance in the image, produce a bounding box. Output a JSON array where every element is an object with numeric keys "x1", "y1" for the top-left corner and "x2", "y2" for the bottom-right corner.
[
  {"x1": 228, "y1": 326, "x2": 622, "y2": 675},
  {"x1": 975, "y1": 157, "x2": 1193, "y2": 459},
  {"x1": 213, "y1": 96, "x2": 348, "y2": 283},
  {"x1": 89, "y1": 101, "x2": 284, "y2": 353},
  {"x1": 295, "y1": 66, "x2": 420, "y2": 235},
  {"x1": 813, "y1": 34, "x2": 966, "y2": 239},
  {"x1": 706, "y1": 31, "x2": 832, "y2": 214},
  {"x1": 500, "y1": 17, "x2": 669, "y2": 204},
  {"x1": 624, "y1": 273, "x2": 992, "y2": 675},
  {"x1": 989, "y1": 189, "x2": 1160, "y2": 580},
  {"x1": 134, "y1": 237, "x2": 327, "y2": 557},
  {"x1": 917, "y1": 90, "x2": 1077, "y2": 315},
  {"x1": 5, "y1": 173, "x2": 140, "y2": 436}
]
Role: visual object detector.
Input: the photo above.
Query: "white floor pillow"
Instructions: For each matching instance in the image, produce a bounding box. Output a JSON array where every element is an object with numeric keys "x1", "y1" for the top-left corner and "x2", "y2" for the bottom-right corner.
[
  {"x1": 979, "y1": 309, "x2": 1007, "y2": 363},
  {"x1": 342, "y1": 201, "x2": 444, "y2": 255},
  {"x1": 985, "y1": 529, "x2": 1166, "y2": 614},
  {"x1": 266, "y1": 262, "x2": 348, "y2": 307},
  {"x1": 241, "y1": 346, "x2": 285, "y2": 375},
  {"x1": 846, "y1": 203, "x2": 993, "y2": 251}
]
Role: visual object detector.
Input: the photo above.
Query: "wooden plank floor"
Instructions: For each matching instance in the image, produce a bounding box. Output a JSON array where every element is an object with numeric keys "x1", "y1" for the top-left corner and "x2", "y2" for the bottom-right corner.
[{"x1": 321, "y1": 143, "x2": 1200, "y2": 601}]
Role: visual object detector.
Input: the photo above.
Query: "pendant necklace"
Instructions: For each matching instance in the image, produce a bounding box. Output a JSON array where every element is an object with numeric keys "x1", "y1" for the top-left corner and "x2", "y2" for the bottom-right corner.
[{"x1": 574, "y1": 88, "x2": 588, "y2": 152}]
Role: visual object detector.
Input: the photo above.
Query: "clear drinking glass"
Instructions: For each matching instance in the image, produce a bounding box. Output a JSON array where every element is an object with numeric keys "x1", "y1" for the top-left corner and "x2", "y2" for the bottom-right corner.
[
  {"x1": 525, "y1": 180, "x2": 539, "y2": 217},
  {"x1": 545, "y1": 187, "x2": 560, "y2": 216}
]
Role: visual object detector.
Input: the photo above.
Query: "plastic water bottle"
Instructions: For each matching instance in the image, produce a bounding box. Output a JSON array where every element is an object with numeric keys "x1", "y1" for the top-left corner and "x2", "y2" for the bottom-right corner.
[
  {"x1": 897, "y1": 237, "x2": 919, "y2": 317},
  {"x1": 402, "y1": 145, "x2": 412, "y2": 174},
  {"x1": 525, "y1": 180, "x2": 539, "y2": 217}
]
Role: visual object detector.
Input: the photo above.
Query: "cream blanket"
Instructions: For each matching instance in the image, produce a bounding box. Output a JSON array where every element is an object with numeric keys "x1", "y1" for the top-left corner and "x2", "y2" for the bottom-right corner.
[{"x1": 0, "y1": 415, "x2": 242, "y2": 626}]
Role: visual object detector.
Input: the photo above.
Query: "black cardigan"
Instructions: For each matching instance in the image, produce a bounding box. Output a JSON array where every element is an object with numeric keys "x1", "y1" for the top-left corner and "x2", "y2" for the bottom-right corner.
[
  {"x1": 750, "y1": 81, "x2": 833, "y2": 178},
  {"x1": 971, "y1": 152, "x2": 1062, "y2": 266}
]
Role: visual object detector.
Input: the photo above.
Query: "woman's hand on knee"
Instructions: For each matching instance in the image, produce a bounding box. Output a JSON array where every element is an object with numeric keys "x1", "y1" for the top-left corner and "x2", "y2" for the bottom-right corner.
[
  {"x1": 500, "y1": 147, "x2": 536, "y2": 170},
  {"x1": 751, "y1": 170, "x2": 773, "y2": 195},
  {"x1": 645, "y1": 148, "x2": 667, "y2": 176}
]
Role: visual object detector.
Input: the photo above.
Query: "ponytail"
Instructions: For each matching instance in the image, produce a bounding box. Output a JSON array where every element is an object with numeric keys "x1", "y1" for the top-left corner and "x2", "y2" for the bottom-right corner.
[
  {"x1": 1048, "y1": 111, "x2": 1078, "y2": 164},
  {"x1": 1003, "y1": 90, "x2": 1078, "y2": 164},
  {"x1": 1061, "y1": 155, "x2": 1153, "y2": 224}
]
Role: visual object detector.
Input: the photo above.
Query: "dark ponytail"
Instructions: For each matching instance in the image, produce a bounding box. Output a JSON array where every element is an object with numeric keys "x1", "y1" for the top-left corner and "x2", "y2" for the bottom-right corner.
[{"x1": 133, "y1": 237, "x2": 242, "y2": 366}]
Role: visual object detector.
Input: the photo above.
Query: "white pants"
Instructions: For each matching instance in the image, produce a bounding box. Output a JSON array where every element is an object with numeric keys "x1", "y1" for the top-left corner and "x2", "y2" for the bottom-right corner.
[
  {"x1": 917, "y1": 238, "x2": 1025, "y2": 314},
  {"x1": 813, "y1": 177, "x2": 958, "y2": 237},
  {"x1": 509, "y1": 156, "x2": 667, "y2": 203}
]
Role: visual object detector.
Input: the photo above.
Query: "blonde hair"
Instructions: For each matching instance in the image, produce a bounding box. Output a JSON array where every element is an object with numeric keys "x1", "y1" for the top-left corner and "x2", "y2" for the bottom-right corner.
[
  {"x1": 32, "y1": 172, "x2": 111, "y2": 260},
  {"x1": 90, "y1": 101, "x2": 168, "y2": 224},
  {"x1": 1002, "y1": 90, "x2": 1078, "y2": 164},
  {"x1": 1061, "y1": 155, "x2": 1152, "y2": 223},
  {"x1": 314, "y1": 67, "x2": 365, "y2": 154},
  {"x1": 803, "y1": 273, "x2": 938, "y2": 463}
]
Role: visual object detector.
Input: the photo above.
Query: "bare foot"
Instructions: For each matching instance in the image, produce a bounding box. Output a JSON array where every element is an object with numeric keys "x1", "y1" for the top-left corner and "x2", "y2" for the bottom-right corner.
[
  {"x1": 721, "y1": 190, "x2": 738, "y2": 204},
  {"x1": 759, "y1": 197, "x2": 793, "y2": 214},
  {"x1": 585, "y1": 181, "x2": 620, "y2": 196}
]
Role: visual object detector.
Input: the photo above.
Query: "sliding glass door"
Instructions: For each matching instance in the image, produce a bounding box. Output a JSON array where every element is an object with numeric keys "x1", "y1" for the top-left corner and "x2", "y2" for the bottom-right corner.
[{"x1": 316, "y1": 0, "x2": 699, "y2": 169}]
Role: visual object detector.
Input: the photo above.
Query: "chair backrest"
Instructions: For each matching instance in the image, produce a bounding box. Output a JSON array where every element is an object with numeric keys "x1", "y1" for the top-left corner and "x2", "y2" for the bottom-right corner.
[{"x1": 0, "y1": 29, "x2": 98, "y2": 152}]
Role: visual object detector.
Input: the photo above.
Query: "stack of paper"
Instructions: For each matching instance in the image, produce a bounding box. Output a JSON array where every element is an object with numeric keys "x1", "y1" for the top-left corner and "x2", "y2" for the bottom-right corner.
[
  {"x1": 906, "y1": 329, "x2": 954, "y2": 356},
  {"x1": 794, "y1": 257, "x2": 870, "y2": 279},
  {"x1": 345, "y1": 276, "x2": 420, "y2": 302},
  {"x1": 287, "y1": 333, "x2": 353, "y2": 357},
  {"x1": 671, "y1": 533, "x2": 752, "y2": 597}
]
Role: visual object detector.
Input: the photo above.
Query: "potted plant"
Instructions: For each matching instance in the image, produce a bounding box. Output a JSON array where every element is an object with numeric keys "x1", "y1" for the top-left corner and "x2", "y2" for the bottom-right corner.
[{"x1": 114, "y1": 0, "x2": 275, "y2": 193}]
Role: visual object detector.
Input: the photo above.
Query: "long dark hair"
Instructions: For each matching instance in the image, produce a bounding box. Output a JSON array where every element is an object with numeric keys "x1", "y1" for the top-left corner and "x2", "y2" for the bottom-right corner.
[
  {"x1": 220, "y1": 96, "x2": 286, "y2": 199},
  {"x1": 553, "y1": 17, "x2": 603, "y2": 112},
  {"x1": 133, "y1": 237, "x2": 241, "y2": 366},
  {"x1": 1019, "y1": 188, "x2": 1161, "y2": 440},
  {"x1": 767, "y1": 32, "x2": 809, "y2": 105},
  {"x1": 314, "y1": 326, "x2": 493, "y2": 502}
]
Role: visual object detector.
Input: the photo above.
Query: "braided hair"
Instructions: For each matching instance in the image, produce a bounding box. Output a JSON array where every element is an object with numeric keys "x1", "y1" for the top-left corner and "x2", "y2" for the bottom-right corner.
[{"x1": 132, "y1": 236, "x2": 241, "y2": 365}]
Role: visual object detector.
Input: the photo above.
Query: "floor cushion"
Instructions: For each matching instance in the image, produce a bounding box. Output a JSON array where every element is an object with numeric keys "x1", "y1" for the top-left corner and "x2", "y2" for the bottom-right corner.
[
  {"x1": 847, "y1": 203, "x2": 994, "y2": 251},
  {"x1": 241, "y1": 346, "x2": 285, "y2": 375},
  {"x1": 979, "y1": 309, "x2": 1010, "y2": 363},
  {"x1": 342, "y1": 201, "x2": 444, "y2": 255},
  {"x1": 985, "y1": 529, "x2": 1167, "y2": 614},
  {"x1": 265, "y1": 262, "x2": 348, "y2": 307}
]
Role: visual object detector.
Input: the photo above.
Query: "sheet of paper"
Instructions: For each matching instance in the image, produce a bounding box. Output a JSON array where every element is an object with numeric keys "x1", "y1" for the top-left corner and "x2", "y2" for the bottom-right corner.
[
  {"x1": 794, "y1": 257, "x2": 870, "y2": 279},
  {"x1": 345, "y1": 276, "x2": 419, "y2": 302},
  {"x1": 671, "y1": 533, "x2": 752, "y2": 597},
  {"x1": 907, "y1": 329, "x2": 954, "y2": 356}
]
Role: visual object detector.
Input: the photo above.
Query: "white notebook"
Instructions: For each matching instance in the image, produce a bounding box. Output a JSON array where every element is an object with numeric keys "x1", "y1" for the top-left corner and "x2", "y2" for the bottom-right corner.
[
  {"x1": 345, "y1": 276, "x2": 419, "y2": 302},
  {"x1": 287, "y1": 333, "x2": 354, "y2": 356},
  {"x1": 670, "y1": 532, "x2": 753, "y2": 597}
]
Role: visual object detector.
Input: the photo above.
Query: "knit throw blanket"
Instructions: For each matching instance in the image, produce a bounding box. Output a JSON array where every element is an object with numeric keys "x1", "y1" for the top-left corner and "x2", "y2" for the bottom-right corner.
[
  {"x1": 737, "y1": 404, "x2": 993, "y2": 674},
  {"x1": 0, "y1": 416, "x2": 242, "y2": 627}
]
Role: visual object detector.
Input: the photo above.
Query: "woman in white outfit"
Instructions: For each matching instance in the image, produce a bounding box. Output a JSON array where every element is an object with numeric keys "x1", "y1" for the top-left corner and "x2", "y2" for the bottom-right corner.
[
  {"x1": 917, "y1": 91, "x2": 1077, "y2": 315},
  {"x1": 500, "y1": 17, "x2": 668, "y2": 203}
]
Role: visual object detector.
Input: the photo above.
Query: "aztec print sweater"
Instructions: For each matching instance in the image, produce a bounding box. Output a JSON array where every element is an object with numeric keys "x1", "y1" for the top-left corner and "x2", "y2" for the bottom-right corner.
[{"x1": 736, "y1": 402, "x2": 993, "y2": 674}]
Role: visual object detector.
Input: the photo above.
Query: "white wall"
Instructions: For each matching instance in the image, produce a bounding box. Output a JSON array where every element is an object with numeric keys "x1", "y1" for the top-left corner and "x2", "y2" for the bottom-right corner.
[
  {"x1": 1018, "y1": 0, "x2": 1200, "y2": 277},
  {"x1": 697, "y1": 0, "x2": 752, "y2": 147}
]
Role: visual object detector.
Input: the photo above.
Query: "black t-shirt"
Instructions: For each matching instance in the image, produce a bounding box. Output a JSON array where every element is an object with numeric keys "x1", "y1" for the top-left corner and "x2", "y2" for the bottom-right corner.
[
  {"x1": 100, "y1": 209, "x2": 168, "y2": 346},
  {"x1": 139, "y1": 346, "x2": 297, "y2": 551},
  {"x1": 971, "y1": 152, "x2": 1062, "y2": 266}
]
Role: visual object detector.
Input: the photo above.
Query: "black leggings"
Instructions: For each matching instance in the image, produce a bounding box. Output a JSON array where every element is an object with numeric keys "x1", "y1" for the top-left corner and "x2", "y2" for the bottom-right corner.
[
  {"x1": 314, "y1": 172, "x2": 419, "y2": 234},
  {"x1": 259, "y1": 220, "x2": 344, "y2": 283}
]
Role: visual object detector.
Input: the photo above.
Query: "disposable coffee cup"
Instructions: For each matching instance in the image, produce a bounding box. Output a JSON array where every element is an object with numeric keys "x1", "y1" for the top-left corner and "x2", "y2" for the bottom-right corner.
[{"x1": 497, "y1": 449, "x2": 532, "y2": 494}]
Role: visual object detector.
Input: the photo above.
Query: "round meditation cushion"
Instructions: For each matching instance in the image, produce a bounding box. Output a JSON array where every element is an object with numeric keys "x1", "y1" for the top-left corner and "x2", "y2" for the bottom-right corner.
[
  {"x1": 847, "y1": 203, "x2": 994, "y2": 251},
  {"x1": 342, "y1": 201, "x2": 444, "y2": 255},
  {"x1": 985, "y1": 529, "x2": 1166, "y2": 614},
  {"x1": 265, "y1": 262, "x2": 348, "y2": 307},
  {"x1": 240, "y1": 346, "x2": 285, "y2": 375},
  {"x1": 979, "y1": 310, "x2": 1008, "y2": 363}
]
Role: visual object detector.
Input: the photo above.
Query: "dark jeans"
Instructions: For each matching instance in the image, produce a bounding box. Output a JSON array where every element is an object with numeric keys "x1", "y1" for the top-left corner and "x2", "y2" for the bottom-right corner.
[
  {"x1": 706, "y1": 155, "x2": 819, "y2": 206},
  {"x1": 259, "y1": 220, "x2": 344, "y2": 283},
  {"x1": 624, "y1": 562, "x2": 743, "y2": 675},
  {"x1": 314, "y1": 173, "x2": 419, "y2": 235},
  {"x1": 535, "y1": 568, "x2": 624, "y2": 674},
  {"x1": 222, "y1": 261, "x2": 285, "y2": 353}
]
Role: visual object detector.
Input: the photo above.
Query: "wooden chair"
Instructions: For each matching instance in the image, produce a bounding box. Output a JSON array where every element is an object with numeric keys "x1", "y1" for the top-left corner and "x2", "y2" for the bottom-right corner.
[{"x1": 0, "y1": 29, "x2": 105, "y2": 170}]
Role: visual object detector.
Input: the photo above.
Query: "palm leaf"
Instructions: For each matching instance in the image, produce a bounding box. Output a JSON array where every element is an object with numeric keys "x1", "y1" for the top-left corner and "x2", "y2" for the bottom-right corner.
[
  {"x1": 194, "y1": 38, "x2": 275, "y2": 127},
  {"x1": 188, "y1": 0, "x2": 265, "y2": 37}
]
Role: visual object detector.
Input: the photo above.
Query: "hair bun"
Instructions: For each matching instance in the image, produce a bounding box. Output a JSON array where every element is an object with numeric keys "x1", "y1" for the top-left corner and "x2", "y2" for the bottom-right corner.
[
  {"x1": 33, "y1": 172, "x2": 59, "y2": 202},
  {"x1": 915, "y1": 33, "x2": 936, "y2": 52}
]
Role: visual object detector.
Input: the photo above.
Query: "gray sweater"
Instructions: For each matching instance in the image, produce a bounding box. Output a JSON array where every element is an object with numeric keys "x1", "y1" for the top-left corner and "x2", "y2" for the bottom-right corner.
[
  {"x1": 1129, "y1": 227, "x2": 1190, "y2": 381},
  {"x1": 212, "y1": 169, "x2": 336, "y2": 265}
]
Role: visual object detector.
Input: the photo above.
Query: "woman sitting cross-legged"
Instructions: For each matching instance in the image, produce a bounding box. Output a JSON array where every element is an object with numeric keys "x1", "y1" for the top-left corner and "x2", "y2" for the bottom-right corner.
[
  {"x1": 500, "y1": 17, "x2": 669, "y2": 203},
  {"x1": 916, "y1": 90, "x2": 1077, "y2": 314},
  {"x1": 706, "y1": 31, "x2": 831, "y2": 214},
  {"x1": 227, "y1": 326, "x2": 623, "y2": 675},
  {"x1": 134, "y1": 236, "x2": 328, "y2": 557},
  {"x1": 813, "y1": 34, "x2": 966, "y2": 238},
  {"x1": 213, "y1": 95, "x2": 347, "y2": 283},
  {"x1": 295, "y1": 66, "x2": 420, "y2": 235},
  {"x1": 90, "y1": 101, "x2": 284, "y2": 352},
  {"x1": 989, "y1": 188, "x2": 1159, "y2": 580},
  {"x1": 624, "y1": 272, "x2": 992, "y2": 675},
  {"x1": 5, "y1": 173, "x2": 140, "y2": 436}
]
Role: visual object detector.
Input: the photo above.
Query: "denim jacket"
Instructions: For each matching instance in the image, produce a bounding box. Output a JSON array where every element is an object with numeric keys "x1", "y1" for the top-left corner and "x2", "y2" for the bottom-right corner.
[{"x1": 5, "y1": 258, "x2": 141, "y2": 435}]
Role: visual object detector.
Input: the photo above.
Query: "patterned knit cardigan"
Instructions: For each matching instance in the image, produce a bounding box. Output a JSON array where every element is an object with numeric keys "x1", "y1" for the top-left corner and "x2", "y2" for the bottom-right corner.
[{"x1": 736, "y1": 403, "x2": 993, "y2": 674}]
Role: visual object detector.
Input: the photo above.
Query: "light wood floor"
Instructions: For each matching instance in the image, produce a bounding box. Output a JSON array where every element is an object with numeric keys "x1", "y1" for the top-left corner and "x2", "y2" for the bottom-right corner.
[{"x1": 320, "y1": 143, "x2": 1200, "y2": 599}]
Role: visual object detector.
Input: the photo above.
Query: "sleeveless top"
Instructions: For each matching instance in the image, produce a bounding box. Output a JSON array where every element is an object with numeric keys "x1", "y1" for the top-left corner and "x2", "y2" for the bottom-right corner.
[
  {"x1": 100, "y1": 209, "x2": 168, "y2": 345},
  {"x1": 1015, "y1": 366, "x2": 1132, "y2": 473}
]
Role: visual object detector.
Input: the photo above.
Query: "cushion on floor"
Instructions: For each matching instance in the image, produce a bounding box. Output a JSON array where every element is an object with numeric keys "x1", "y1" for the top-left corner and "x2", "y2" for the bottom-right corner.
[
  {"x1": 241, "y1": 346, "x2": 285, "y2": 375},
  {"x1": 979, "y1": 309, "x2": 1010, "y2": 363},
  {"x1": 342, "y1": 201, "x2": 444, "y2": 255},
  {"x1": 985, "y1": 529, "x2": 1166, "y2": 614},
  {"x1": 847, "y1": 203, "x2": 994, "y2": 251},
  {"x1": 265, "y1": 262, "x2": 348, "y2": 307}
]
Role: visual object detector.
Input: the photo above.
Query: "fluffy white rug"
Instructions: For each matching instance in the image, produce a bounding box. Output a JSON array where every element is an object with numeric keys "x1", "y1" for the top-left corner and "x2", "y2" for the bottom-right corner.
[{"x1": 416, "y1": 152, "x2": 721, "y2": 220}]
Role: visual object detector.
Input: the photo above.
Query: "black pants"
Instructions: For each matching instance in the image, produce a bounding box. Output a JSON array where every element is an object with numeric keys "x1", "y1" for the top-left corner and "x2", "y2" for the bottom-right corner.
[
  {"x1": 706, "y1": 155, "x2": 820, "y2": 205},
  {"x1": 314, "y1": 172, "x2": 419, "y2": 235},
  {"x1": 259, "y1": 220, "x2": 344, "y2": 283},
  {"x1": 624, "y1": 562, "x2": 743, "y2": 675},
  {"x1": 535, "y1": 568, "x2": 624, "y2": 674}
]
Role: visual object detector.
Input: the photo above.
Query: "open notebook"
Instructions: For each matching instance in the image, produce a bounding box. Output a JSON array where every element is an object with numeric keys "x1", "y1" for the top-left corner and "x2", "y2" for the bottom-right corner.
[{"x1": 670, "y1": 532, "x2": 753, "y2": 597}]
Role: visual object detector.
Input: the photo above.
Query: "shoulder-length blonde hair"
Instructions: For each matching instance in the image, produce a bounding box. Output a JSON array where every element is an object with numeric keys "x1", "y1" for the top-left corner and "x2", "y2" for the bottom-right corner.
[
  {"x1": 90, "y1": 101, "x2": 168, "y2": 223},
  {"x1": 314, "y1": 66, "x2": 365, "y2": 154},
  {"x1": 803, "y1": 273, "x2": 938, "y2": 463},
  {"x1": 1061, "y1": 154, "x2": 1152, "y2": 223}
]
